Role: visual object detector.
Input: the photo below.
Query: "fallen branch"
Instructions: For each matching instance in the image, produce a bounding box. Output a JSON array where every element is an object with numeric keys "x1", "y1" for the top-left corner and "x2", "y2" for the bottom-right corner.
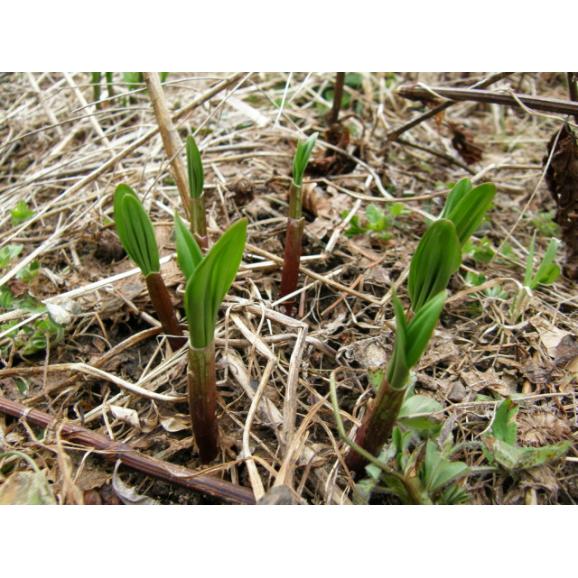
[
  {"x1": 397, "y1": 84, "x2": 578, "y2": 118},
  {"x1": 0, "y1": 396, "x2": 255, "y2": 505},
  {"x1": 387, "y1": 72, "x2": 512, "y2": 141}
]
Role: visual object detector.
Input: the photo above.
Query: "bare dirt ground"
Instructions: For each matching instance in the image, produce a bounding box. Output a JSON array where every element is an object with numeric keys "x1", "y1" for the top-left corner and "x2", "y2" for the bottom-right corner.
[{"x1": 0, "y1": 72, "x2": 576, "y2": 505}]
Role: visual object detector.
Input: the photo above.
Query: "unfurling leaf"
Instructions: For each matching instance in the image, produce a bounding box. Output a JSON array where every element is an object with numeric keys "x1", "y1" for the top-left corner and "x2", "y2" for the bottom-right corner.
[
  {"x1": 408, "y1": 219, "x2": 461, "y2": 312},
  {"x1": 292, "y1": 133, "x2": 318, "y2": 187},
  {"x1": 186, "y1": 135, "x2": 204, "y2": 199},
  {"x1": 441, "y1": 179, "x2": 496, "y2": 245},
  {"x1": 183, "y1": 219, "x2": 247, "y2": 348},
  {"x1": 113, "y1": 184, "x2": 160, "y2": 276}
]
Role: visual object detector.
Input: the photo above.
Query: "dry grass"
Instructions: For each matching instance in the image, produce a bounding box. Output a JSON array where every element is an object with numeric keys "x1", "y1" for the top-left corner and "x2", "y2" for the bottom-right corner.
[{"x1": 0, "y1": 72, "x2": 576, "y2": 505}]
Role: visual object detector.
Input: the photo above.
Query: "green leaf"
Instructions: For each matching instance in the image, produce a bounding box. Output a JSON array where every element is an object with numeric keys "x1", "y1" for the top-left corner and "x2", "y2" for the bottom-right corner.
[
  {"x1": 408, "y1": 219, "x2": 461, "y2": 312},
  {"x1": 174, "y1": 213, "x2": 203, "y2": 281},
  {"x1": 442, "y1": 180, "x2": 496, "y2": 246},
  {"x1": 531, "y1": 238, "x2": 560, "y2": 288},
  {"x1": 422, "y1": 440, "x2": 469, "y2": 494},
  {"x1": 387, "y1": 295, "x2": 410, "y2": 389},
  {"x1": 292, "y1": 133, "x2": 318, "y2": 187},
  {"x1": 489, "y1": 439, "x2": 571, "y2": 472},
  {"x1": 0, "y1": 244, "x2": 23, "y2": 269},
  {"x1": 405, "y1": 290, "x2": 447, "y2": 367},
  {"x1": 11, "y1": 201, "x2": 35, "y2": 226},
  {"x1": 492, "y1": 399, "x2": 518, "y2": 445},
  {"x1": 399, "y1": 394, "x2": 443, "y2": 417},
  {"x1": 113, "y1": 185, "x2": 160, "y2": 276},
  {"x1": 184, "y1": 219, "x2": 247, "y2": 348},
  {"x1": 186, "y1": 135, "x2": 204, "y2": 199},
  {"x1": 441, "y1": 178, "x2": 473, "y2": 220},
  {"x1": 366, "y1": 205, "x2": 389, "y2": 231}
]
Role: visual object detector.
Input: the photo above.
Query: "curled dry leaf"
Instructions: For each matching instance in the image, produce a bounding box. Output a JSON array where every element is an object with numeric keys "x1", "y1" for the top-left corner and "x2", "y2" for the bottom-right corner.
[
  {"x1": 110, "y1": 405, "x2": 140, "y2": 429},
  {"x1": 112, "y1": 461, "x2": 159, "y2": 505},
  {"x1": 448, "y1": 122, "x2": 483, "y2": 165}
]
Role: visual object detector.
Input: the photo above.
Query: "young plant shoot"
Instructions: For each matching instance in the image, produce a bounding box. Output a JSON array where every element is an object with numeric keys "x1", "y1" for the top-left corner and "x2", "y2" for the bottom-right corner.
[
  {"x1": 113, "y1": 185, "x2": 184, "y2": 350},
  {"x1": 186, "y1": 135, "x2": 208, "y2": 249},
  {"x1": 343, "y1": 177, "x2": 496, "y2": 474},
  {"x1": 175, "y1": 215, "x2": 247, "y2": 463},
  {"x1": 279, "y1": 133, "x2": 318, "y2": 315}
]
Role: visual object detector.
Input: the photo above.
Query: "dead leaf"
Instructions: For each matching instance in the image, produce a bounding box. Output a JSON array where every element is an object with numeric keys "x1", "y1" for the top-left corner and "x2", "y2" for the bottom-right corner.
[
  {"x1": 448, "y1": 122, "x2": 483, "y2": 165},
  {"x1": 110, "y1": 405, "x2": 140, "y2": 429},
  {"x1": 112, "y1": 462, "x2": 158, "y2": 505},
  {"x1": 160, "y1": 414, "x2": 190, "y2": 433},
  {"x1": 0, "y1": 470, "x2": 56, "y2": 505}
]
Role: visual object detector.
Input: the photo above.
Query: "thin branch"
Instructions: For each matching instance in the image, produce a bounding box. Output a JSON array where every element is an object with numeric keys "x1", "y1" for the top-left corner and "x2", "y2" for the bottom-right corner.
[
  {"x1": 0, "y1": 396, "x2": 255, "y2": 505},
  {"x1": 397, "y1": 84, "x2": 578, "y2": 118}
]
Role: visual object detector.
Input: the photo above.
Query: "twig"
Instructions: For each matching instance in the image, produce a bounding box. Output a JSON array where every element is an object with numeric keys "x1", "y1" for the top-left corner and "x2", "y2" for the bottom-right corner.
[
  {"x1": 0, "y1": 396, "x2": 255, "y2": 505},
  {"x1": 397, "y1": 84, "x2": 578, "y2": 118},
  {"x1": 387, "y1": 72, "x2": 513, "y2": 141}
]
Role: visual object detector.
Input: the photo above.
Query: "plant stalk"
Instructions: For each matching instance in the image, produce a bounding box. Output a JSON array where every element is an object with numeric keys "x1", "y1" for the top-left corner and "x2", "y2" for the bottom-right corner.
[
  {"x1": 187, "y1": 341, "x2": 219, "y2": 463},
  {"x1": 345, "y1": 377, "x2": 405, "y2": 475},
  {"x1": 279, "y1": 207, "x2": 305, "y2": 316},
  {"x1": 329, "y1": 72, "x2": 345, "y2": 126},
  {"x1": 145, "y1": 273, "x2": 185, "y2": 350}
]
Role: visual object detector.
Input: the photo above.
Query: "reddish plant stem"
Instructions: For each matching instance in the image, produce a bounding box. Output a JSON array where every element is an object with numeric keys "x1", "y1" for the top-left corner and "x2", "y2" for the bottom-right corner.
[
  {"x1": 345, "y1": 378, "x2": 405, "y2": 476},
  {"x1": 329, "y1": 72, "x2": 346, "y2": 126},
  {"x1": 188, "y1": 341, "x2": 219, "y2": 463},
  {"x1": 279, "y1": 216, "x2": 305, "y2": 316},
  {"x1": 145, "y1": 273, "x2": 186, "y2": 350},
  {"x1": 0, "y1": 395, "x2": 254, "y2": 504}
]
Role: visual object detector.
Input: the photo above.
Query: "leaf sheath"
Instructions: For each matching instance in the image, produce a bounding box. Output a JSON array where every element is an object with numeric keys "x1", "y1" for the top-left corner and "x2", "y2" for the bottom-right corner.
[
  {"x1": 345, "y1": 378, "x2": 405, "y2": 475},
  {"x1": 187, "y1": 342, "x2": 219, "y2": 463},
  {"x1": 145, "y1": 273, "x2": 185, "y2": 350},
  {"x1": 279, "y1": 217, "x2": 305, "y2": 315}
]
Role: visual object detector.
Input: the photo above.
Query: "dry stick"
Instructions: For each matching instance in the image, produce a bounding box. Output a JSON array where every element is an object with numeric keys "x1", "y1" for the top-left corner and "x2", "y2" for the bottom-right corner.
[
  {"x1": 397, "y1": 84, "x2": 578, "y2": 118},
  {"x1": 328, "y1": 72, "x2": 345, "y2": 126},
  {"x1": 568, "y1": 72, "x2": 578, "y2": 123},
  {"x1": 386, "y1": 72, "x2": 513, "y2": 142},
  {"x1": 143, "y1": 73, "x2": 193, "y2": 224},
  {"x1": 0, "y1": 396, "x2": 255, "y2": 505},
  {"x1": 1, "y1": 72, "x2": 246, "y2": 250}
]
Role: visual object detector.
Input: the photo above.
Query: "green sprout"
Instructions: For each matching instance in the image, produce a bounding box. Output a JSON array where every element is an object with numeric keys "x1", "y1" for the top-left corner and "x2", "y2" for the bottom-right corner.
[
  {"x1": 483, "y1": 399, "x2": 571, "y2": 472},
  {"x1": 185, "y1": 135, "x2": 208, "y2": 248},
  {"x1": 338, "y1": 176, "x2": 496, "y2": 475},
  {"x1": 279, "y1": 133, "x2": 318, "y2": 315},
  {"x1": 113, "y1": 184, "x2": 184, "y2": 350},
  {"x1": 11, "y1": 201, "x2": 35, "y2": 226},
  {"x1": 511, "y1": 234, "x2": 560, "y2": 322},
  {"x1": 175, "y1": 215, "x2": 247, "y2": 463}
]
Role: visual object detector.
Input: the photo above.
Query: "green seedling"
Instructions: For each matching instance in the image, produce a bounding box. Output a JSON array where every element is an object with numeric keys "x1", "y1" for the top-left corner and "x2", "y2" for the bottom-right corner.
[
  {"x1": 186, "y1": 135, "x2": 208, "y2": 248},
  {"x1": 113, "y1": 184, "x2": 184, "y2": 350},
  {"x1": 11, "y1": 201, "x2": 35, "y2": 226},
  {"x1": 175, "y1": 215, "x2": 247, "y2": 463},
  {"x1": 0, "y1": 249, "x2": 63, "y2": 358},
  {"x1": 483, "y1": 399, "x2": 571, "y2": 473},
  {"x1": 359, "y1": 430, "x2": 470, "y2": 505},
  {"x1": 530, "y1": 210, "x2": 560, "y2": 238},
  {"x1": 331, "y1": 375, "x2": 468, "y2": 504},
  {"x1": 344, "y1": 291, "x2": 448, "y2": 473},
  {"x1": 510, "y1": 235, "x2": 560, "y2": 321},
  {"x1": 279, "y1": 133, "x2": 318, "y2": 315},
  {"x1": 338, "y1": 177, "x2": 496, "y2": 474},
  {"x1": 463, "y1": 236, "x2": 495, "y2": 264},
  {"x1": 342, "y1": 203, "x2": 406, "y2": 242}
]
